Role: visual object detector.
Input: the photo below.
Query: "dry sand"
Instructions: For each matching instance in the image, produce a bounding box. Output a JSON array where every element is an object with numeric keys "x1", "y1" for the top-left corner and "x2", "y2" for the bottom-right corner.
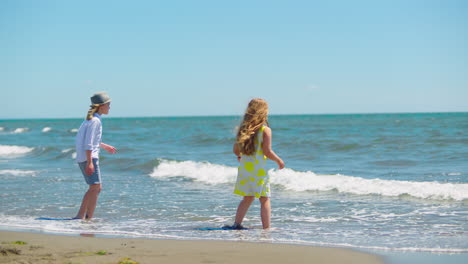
[{"x1": 0, "y1": 230, "x2": 383, "y2": 264}]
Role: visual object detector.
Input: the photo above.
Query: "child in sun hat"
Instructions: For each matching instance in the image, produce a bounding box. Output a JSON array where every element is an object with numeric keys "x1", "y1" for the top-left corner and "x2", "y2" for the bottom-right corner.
[
  {"x1": 228, "y1": 98, "x2": 284, "y2": 229},
  {"x1": 74, "y1": 92, "x2": 117, "y2": 220}
]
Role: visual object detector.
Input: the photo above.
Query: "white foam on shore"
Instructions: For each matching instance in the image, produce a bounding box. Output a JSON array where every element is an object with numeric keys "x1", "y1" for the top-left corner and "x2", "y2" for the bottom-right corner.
[
  {"x1": 0, "y1": 145, "x2": 34, "y2": 157},
  {"x1": 0, "y1": 214, "x2": 466, "y2": 253},
  {"x1": 150, "y1": 160, "x2": 468, "y2": 201}
]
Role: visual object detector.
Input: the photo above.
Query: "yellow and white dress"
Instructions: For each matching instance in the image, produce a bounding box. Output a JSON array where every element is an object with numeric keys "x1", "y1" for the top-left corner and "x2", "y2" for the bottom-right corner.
[{"x1": 234, "y1": 126, "x2": 270, "y2": 198}]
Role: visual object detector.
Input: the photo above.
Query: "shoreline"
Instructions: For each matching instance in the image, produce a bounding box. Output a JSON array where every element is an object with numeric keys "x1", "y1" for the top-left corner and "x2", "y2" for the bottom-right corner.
[{"x1": 0, "y1": 230, "x2": 384, "y2": 264}]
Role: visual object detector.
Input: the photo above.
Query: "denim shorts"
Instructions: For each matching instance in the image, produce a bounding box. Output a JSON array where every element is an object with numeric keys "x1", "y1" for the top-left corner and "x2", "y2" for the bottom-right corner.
[{"x1": 78, "y1": 158, "x2": 101, "y2": 185}]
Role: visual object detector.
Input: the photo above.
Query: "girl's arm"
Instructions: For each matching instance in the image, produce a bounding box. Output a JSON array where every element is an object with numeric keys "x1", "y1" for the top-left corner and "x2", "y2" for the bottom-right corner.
[
  {"x1": 262, "y1": 127, "x2": 285, "y2": 169},
  {"x1": 100, "y1": 142, "x2": 117, "y2": 154},
  {"x1": 233, "y1": 143, "x2": 241, "y2": 162}
]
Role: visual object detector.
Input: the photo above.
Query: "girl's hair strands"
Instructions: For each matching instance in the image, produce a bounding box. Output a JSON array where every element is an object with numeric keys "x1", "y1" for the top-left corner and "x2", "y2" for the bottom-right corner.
[
  {"x1": 86, "y1": 104, "x2": 100, "y2": 120},
  {"x1": 236, "y1": 98, "x2": 269, "y2": 156}
]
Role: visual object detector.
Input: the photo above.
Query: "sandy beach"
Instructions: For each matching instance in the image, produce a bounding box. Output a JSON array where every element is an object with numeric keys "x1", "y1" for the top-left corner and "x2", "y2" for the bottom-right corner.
[{"x1": 0, "y1": 230, "x2": 383, "y2": 264}]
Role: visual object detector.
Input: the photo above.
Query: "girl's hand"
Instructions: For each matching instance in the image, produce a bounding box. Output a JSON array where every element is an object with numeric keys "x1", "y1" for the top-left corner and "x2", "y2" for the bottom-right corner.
[
  {"x1": 277, "y1": 159, "x2": 285, "y2": 170},
  {"x1": 85, "y1": 162, "x2": 95, "y2": 176},
  {"x1": 101, "y1": 143, "x2": 117, "y2": 154}
]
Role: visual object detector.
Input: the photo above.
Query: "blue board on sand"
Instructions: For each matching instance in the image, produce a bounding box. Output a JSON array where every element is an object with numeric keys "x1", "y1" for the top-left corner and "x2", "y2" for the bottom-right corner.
[
  {"x1": 196, "y1": 226, "x2": 250, "y2": 231},
  {"x1": 35, "y1": 217, "x2": 81, "y2": 221}
]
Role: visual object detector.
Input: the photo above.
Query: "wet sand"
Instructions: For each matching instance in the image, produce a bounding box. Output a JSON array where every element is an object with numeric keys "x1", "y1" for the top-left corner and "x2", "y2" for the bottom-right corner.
[{"x1": 0, "y1": 230, "x2": 383, "y2": 264}]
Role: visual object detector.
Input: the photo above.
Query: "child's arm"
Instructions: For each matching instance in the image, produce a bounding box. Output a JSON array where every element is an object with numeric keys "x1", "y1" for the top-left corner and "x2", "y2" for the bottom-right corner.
[
  {"x1": 233, "y1": 143, "x2": 241, "y2": 162},
  {"x1": 85, "y1": 150, "x2": 94, "y2": 176},
  {"x1": 100, "y1": 143, "x2": 117, "y2": 154},
  {"x1": 262, "y1": 127, "x2": 285, "y2": 169}
]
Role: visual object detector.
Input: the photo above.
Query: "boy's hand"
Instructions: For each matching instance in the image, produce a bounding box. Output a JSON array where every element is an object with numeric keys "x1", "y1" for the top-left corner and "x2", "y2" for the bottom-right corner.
[{"x1": 85, "y1": 162, "x2": 95, "y2": 176}]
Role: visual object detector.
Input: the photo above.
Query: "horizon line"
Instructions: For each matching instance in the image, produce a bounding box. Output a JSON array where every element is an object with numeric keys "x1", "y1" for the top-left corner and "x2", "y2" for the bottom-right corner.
[{"x1": 1, "y1": 110, "x2": 467, "y2": 121}]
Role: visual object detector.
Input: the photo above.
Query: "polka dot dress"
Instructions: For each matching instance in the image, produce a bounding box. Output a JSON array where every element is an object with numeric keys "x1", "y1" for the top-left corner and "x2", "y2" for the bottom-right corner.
[{"x1": 234, "y1": 126, "x2": 270, "y2": 198}]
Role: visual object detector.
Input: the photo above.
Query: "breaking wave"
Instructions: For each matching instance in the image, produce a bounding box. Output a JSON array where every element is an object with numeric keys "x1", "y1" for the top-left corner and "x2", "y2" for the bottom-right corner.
[
  {"x1": 0, "y1": 145, "x2": 34, "y2": 157},
  {"x1": 150, "y1": 160, "x2": 468, "y2": 201}
]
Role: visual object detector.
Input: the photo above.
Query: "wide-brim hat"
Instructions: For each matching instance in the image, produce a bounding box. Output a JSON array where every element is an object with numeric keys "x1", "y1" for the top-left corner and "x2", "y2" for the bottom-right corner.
[{"x1": 90, "y1": 92, "x2": 112, "y2": 105}]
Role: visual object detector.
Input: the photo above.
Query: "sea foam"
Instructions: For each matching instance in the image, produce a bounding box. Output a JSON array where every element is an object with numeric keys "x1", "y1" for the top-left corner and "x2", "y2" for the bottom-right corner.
[
  {"x1": 13, "y1": 128, "x2": 29, "y2": 133},
  {"x1": 150, "y1": 160, "x2": 468, "y2": 201},
  {"x1": 150, "y1": 160, "x2": 236, "y2": 185},
  {"x1": 269, "y1": 169, "x2": 468, "y2": 201},
  {"x1": 0, "y1": 145, "x2": 34, "y2": 157},
  {"x1": 0, "y1": 169, "x2": 37, "y2": 177}
]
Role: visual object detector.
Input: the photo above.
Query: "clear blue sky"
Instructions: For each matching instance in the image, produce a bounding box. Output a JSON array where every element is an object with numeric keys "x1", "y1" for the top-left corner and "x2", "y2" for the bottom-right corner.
[{"x1": 1, "y1": 0, "x2": 467, "y2": 119}]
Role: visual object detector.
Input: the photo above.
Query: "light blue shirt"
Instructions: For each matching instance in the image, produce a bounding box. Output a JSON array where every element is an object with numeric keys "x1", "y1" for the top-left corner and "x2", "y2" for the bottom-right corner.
[{"x1": 75, "y1": 113, "x2": 102, "y2": 163}]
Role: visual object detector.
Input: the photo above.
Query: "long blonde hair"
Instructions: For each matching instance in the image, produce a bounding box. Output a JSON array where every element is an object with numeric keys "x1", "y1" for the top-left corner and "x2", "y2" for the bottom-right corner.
[
  {"x1": 236, "y1": 98, "x2": 269, "y2": 156},
  {"x1": 86, "y1": 104, "x2": 101, "y2": 120}
]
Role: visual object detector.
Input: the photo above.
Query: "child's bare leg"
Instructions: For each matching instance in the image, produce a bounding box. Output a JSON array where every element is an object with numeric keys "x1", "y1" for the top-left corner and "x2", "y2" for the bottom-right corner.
[
  {"x1": 234, "y1": 196, "x2": 255, "y2": 225},
  {"x1": 75, "y1": 184, "x2": 101, "y2": 219},
  {"x1": 259, "y1": 196, "x2": 271, "y2": 229},
  {"x1": 84, "y1": 184, "x2": 101, "y2": 219},
  {"x1": 75, "y1": 191, "x2": 89, "y2": 219}
]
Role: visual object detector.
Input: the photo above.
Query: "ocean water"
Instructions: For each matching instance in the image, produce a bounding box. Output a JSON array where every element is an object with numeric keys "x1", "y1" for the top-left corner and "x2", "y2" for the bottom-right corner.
[{"x1": 0, "y1": 113, "x2": 467, "y2": 261}]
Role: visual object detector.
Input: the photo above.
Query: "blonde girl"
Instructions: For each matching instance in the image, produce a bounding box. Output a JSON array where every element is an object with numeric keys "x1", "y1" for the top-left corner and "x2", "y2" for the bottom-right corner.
[
  {"x1": 74, "y1": 92, "x2": 116, "y2": 220},
  {"x1": 229, "y1": 98, "x2": 284, "y2": 229}
]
